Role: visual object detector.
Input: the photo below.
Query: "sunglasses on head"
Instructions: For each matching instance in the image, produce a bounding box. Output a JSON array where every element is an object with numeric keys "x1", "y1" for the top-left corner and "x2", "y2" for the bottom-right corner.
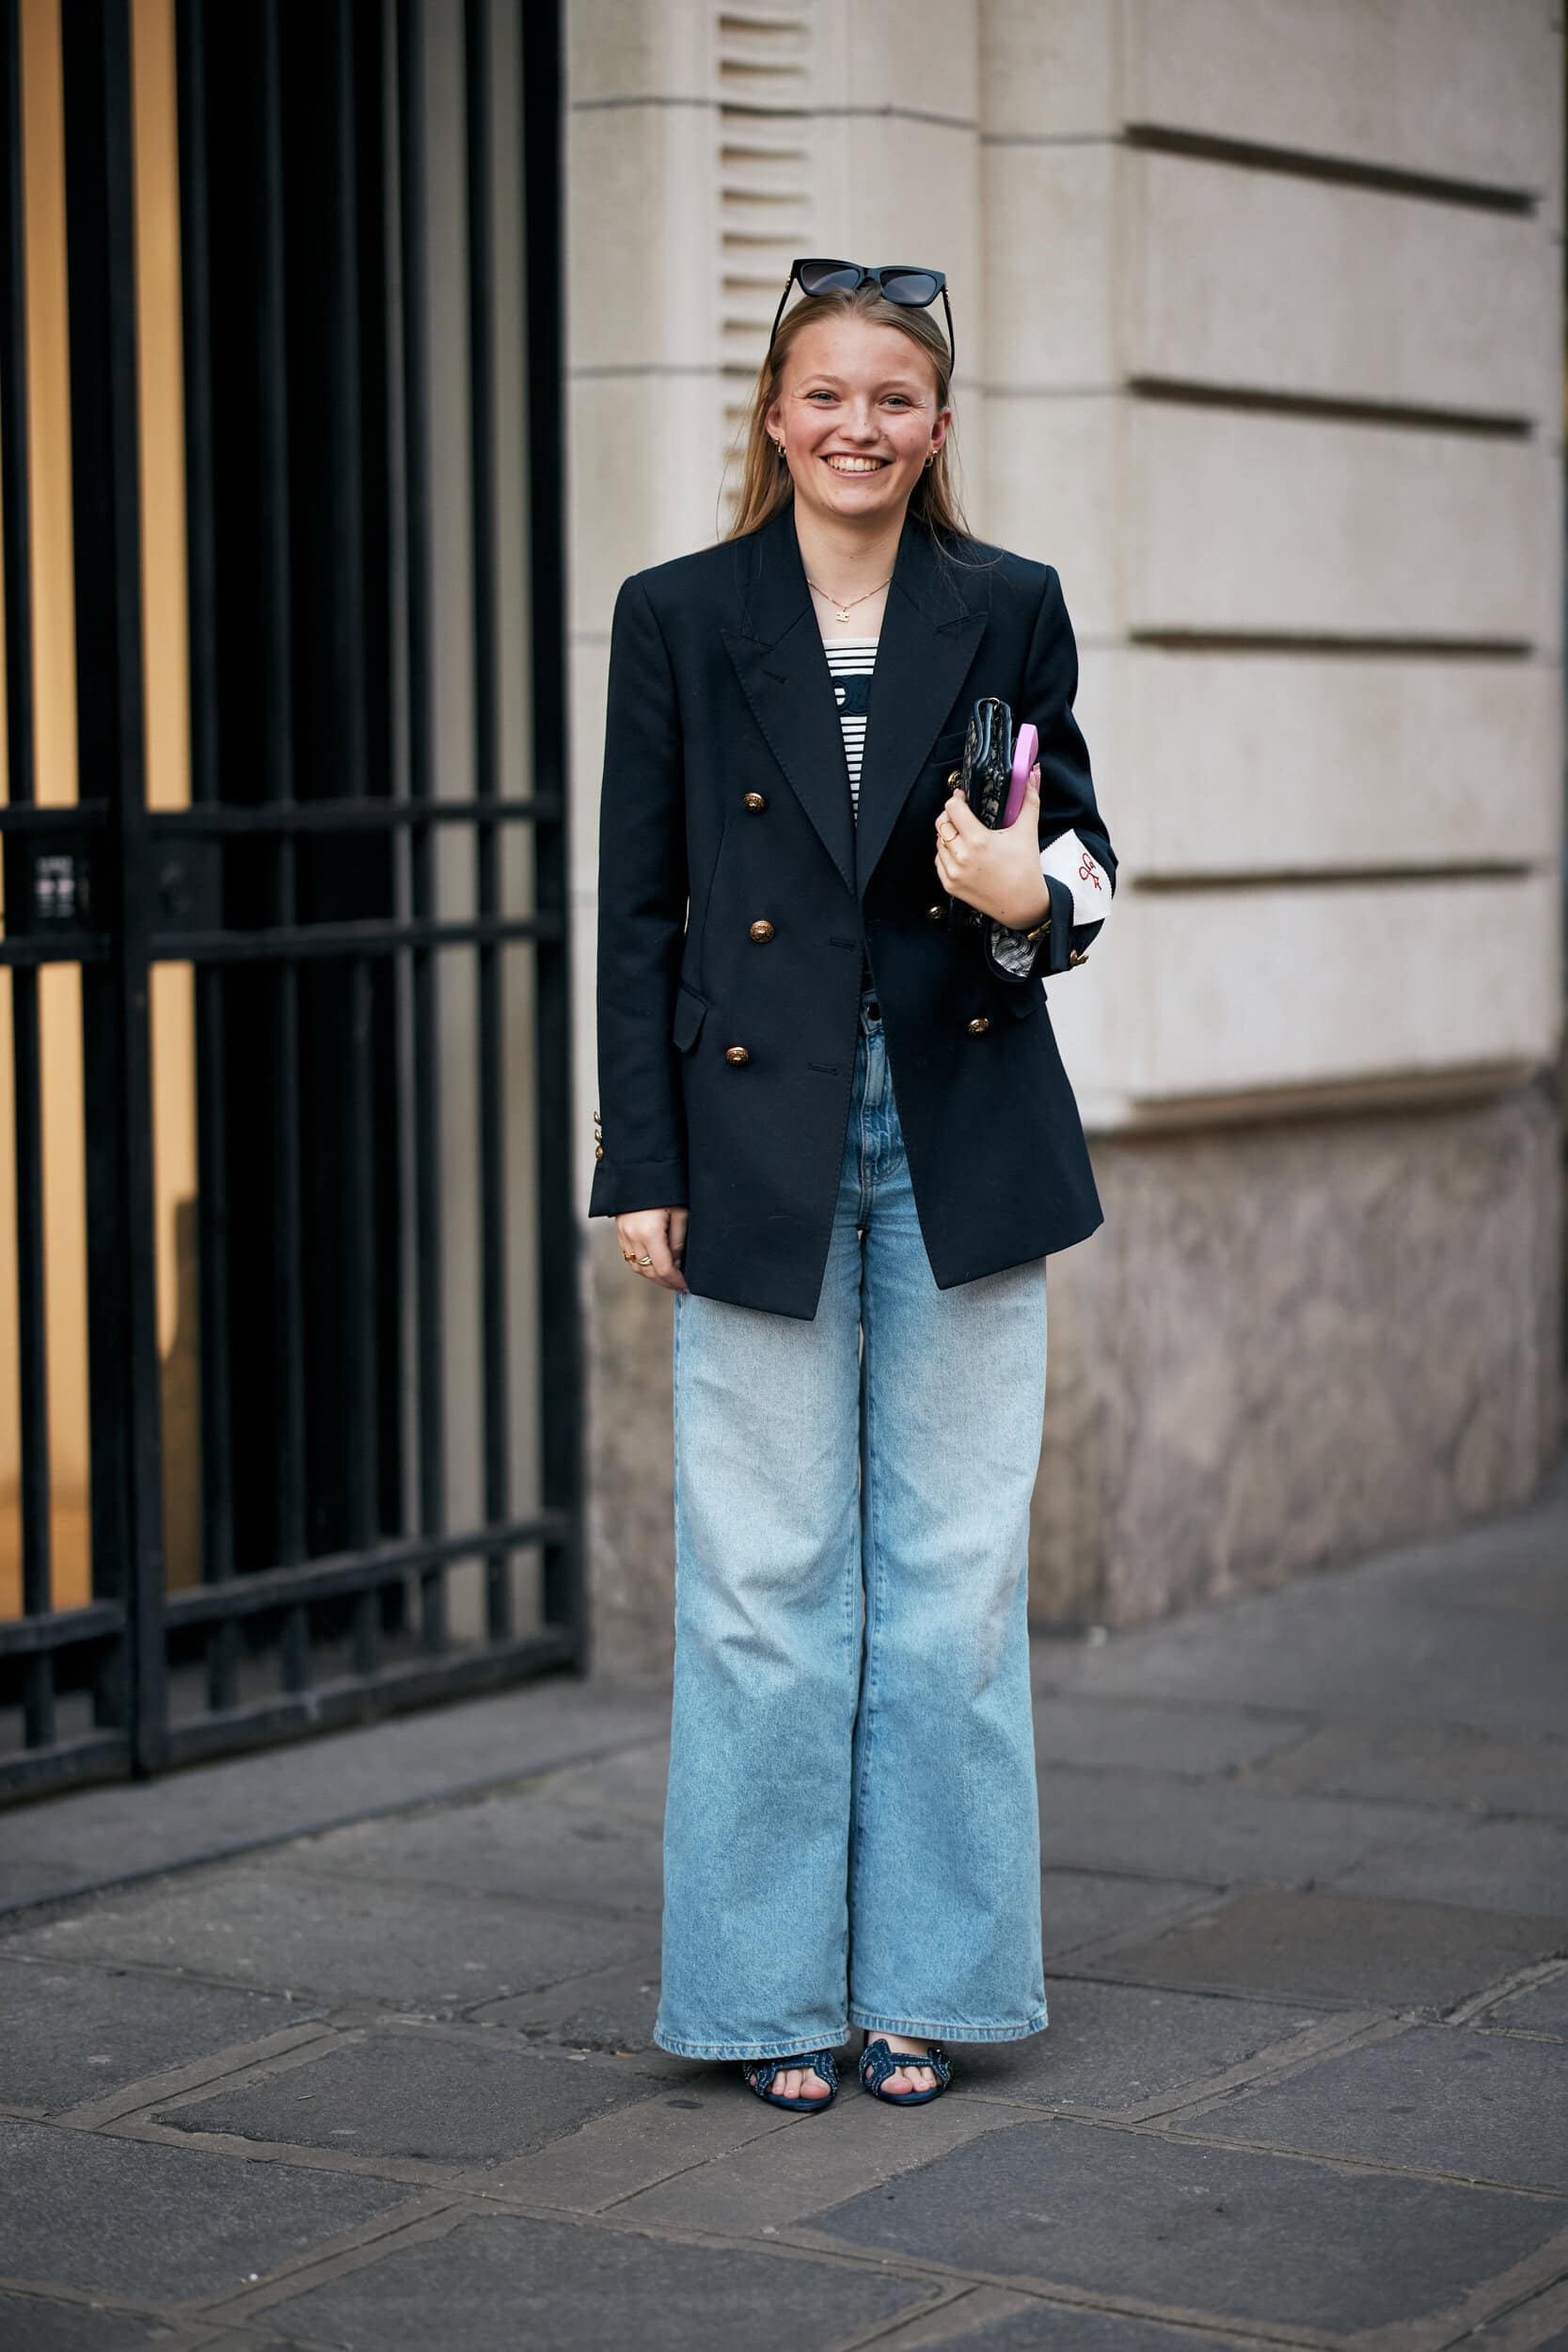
[{"x1": 768, "y1": 259, "x2": 954, "y2": 373}]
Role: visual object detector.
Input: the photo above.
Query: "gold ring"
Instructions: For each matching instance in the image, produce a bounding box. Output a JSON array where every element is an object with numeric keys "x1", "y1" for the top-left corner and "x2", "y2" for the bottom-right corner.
[{"x1": 637, "y1": 1254, "x2": 653, "y2": 1266}]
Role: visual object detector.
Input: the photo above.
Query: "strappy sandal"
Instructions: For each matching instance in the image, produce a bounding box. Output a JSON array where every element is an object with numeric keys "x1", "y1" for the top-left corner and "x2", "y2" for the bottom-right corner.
[
  {"x1": 739, "y1": 2047, "x2": 840, "y2": 2113},
  {"x1": 859, "y1": 2036, "x2": 952, "y2": 2106}
]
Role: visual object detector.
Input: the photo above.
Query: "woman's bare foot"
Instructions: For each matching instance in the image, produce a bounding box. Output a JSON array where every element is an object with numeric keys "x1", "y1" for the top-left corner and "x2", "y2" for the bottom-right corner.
[
  {"x1": 745, "y1": 2058, "x2": 832, "y2": 2102},
  {"x1": 869, "y1": 2030, "x2": 940, "y2": 2093}
]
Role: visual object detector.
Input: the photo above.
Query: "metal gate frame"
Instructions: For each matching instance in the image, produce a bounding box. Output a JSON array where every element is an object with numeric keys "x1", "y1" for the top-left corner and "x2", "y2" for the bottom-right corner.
[{"x1": 0, "y1": 0, "x2": 584, "y2": 1799}]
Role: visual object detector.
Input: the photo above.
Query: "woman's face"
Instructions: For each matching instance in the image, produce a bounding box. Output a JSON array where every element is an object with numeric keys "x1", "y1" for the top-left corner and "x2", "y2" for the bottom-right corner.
[{"x1": 767, "y1": 315, "x2": 948, "y2": 530}]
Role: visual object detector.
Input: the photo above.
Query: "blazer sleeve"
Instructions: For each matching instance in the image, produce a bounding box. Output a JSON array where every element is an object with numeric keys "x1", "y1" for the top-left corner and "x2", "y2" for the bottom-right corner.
[
  {"x1": 588, "y1": 573, "x2": 690, "y2": 1217},
  {"x1": 984, "y1": 564, "x2": 1117, "y2": 987}
]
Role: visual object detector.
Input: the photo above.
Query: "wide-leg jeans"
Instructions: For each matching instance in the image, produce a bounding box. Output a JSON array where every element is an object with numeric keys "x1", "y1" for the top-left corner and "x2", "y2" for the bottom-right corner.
[{"x1": 655, "y1": 976, "x2": 1051, "y2": 2061}]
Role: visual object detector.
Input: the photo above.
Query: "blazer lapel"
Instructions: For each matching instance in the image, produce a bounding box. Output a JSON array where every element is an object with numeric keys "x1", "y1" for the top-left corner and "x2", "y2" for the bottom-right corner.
[
  {"x1": 721, "y1": 502, "x2": 857, "y2": 897},
  {"x1": 721, "y1": 500, "x2": 986, "y2": 905},
  {"x1": 853, "y1": 513, "x2": 985, "y2": 898}
]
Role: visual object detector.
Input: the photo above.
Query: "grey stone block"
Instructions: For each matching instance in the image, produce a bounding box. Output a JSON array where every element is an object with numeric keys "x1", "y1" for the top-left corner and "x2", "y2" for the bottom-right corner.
[
  {"x1": 1482, "y1": 1968, "x2": 1568, "y2": 2037},
  {"x1": 0, "y1": 1955, "x2": 314, "y2": 2113},
  {"x1": 283, "y1": 1790, "x2": 664, "y2": 1914},
  {"x1": 1203, "y1": 2024, "x2": 1568, "y2": 2191},
  {"x1": 809, "y1": 2118, "x2": 1564, "y2": 2329},
  {"x1": 0, "y1": 2117, "x2": 404, "y2": 2301},
  {"x1": 1043, "y1": 1868, "x2": 1220, "y2": 1959},
  {"x1": 260, "y1": 2209, "x2": 928, "y2": 2352},
  {"x1": 1077, "y1": 1889, "x2": 1568, "y2": 2009},
  {"x1": 1039, "y1": 1577, "x2": 1568, "y2": 1741},
  {"x1": 959, "y1": 1978, "x2": 1321, "y2": 2113},
  {"x1": 884, "y1": 2305, "x2": 1292, "y2": 2352},
  {"x1": 0, "y1": 1680, "x2": 671, "y2": 1916},
  {"x1": 158, "y1": 2028, "x2": 662, "y2": 2165},
  {"x1": 1335, "y1": 1819, "x2": 1568, "y2": 1916},
  {"x1": 1248, "y1": 1721, "x2": 1568, "y2": 1820},
  {"x1": 0, "y1": 2294, "x2": 183, "y2": 2350},
  {"x1": 1031, "y1": 1695, "x2": 1311, "y2": 1778},
  {"x1": 1039, "y1": 1764, "x2": 1421, "y2": 1884},
  {"x1": 475, "y1": 1956, "x2": 664, "y2": 2051},
  {"x1": 6, "y1": 1865, "x2": 652, "y2": 2012}
]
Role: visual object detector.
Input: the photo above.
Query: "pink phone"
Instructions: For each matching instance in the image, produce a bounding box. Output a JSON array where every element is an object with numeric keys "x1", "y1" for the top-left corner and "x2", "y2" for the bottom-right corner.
[{"x1": 1002, "y1": 722, "x2": 1038, "y2": 827}]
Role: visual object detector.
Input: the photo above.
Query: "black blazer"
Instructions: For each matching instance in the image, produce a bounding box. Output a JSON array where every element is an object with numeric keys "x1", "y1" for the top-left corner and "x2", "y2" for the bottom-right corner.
[{"x1": 590, "y1": 498, "x2": 1117, "y2": 1320}]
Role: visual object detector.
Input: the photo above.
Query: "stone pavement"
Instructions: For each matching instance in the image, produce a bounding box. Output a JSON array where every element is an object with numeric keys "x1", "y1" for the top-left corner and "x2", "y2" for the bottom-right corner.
[{"x1": 1, "y1": 1456, "x2": 1566, "y2": 2352}]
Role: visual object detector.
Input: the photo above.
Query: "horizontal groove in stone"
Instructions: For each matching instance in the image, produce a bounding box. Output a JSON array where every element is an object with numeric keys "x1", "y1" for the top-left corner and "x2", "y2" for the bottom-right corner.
[
  {"x1": 1128, "y1": 378, "x2": 1536, "y2": 439},
  {"x1": 1123, "y1": 124, "x2": 1540, "y2": 215}
]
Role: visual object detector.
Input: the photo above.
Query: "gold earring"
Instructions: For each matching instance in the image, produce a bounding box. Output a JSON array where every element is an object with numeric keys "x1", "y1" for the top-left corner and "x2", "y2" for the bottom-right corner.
[{"x1": 925, "y1": 450, "x2": 936, "y2": 469}]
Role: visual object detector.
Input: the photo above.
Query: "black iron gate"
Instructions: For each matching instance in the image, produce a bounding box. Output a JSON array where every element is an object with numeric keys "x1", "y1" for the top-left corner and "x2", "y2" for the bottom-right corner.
[{"x1": 0, "y1": 0, "x2": 583, "y2": 1799}]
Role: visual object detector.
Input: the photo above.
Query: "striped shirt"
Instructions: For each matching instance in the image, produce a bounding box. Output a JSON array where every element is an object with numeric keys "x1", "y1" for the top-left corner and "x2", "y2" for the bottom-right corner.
[{"x1": 821, "y1": 634, "x2": 879, "y2": 822}]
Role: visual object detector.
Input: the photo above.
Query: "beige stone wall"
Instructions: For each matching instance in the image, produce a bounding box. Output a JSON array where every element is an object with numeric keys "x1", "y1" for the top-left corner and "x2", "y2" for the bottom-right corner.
[{"x1": 567, "y1": 0, "x2": 1565, "y2": 1669}]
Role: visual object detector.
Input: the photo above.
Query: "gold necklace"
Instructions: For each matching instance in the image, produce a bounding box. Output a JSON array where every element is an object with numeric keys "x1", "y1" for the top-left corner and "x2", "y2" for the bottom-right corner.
[{"x1": 806, "y1": 574, "x2": 892, "y2": 627}]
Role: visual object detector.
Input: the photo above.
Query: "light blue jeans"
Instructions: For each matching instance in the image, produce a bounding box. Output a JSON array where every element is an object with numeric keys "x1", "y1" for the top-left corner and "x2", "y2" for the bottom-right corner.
[{"x1": 655, "y1": 976, "x2": 1051, "y2": 2060}]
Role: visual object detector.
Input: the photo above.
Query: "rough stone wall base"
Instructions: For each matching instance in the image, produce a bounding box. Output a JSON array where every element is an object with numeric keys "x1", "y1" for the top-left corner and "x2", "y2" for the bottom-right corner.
[
  {"x1": 1033, "y1": 1079, "x2": 1564, "y2": 1629},
  {"x1": 585, "y1": 1081, "x2": 1563, "y2": 1675}
]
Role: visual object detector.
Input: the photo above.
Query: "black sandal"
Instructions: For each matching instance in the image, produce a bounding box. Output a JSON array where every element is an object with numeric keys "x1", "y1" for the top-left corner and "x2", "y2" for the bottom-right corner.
[
  {"x1": 739, "y1": 2047, "x2": 839, "y2": 2112},
  {"x1": 859, "y1": 2036, "x2": 952, "y2": 2106}
]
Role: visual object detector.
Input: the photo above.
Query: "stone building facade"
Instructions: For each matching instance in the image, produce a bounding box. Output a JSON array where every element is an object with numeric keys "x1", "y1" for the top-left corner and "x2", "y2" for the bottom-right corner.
[{"x1": 566, "y1": 0, "x2": 1565, "y2": 1669}]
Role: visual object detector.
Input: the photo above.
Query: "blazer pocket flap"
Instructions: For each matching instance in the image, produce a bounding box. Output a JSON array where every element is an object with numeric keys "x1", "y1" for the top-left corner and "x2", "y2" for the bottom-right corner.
[
  {"x1": 1002, "y1": 978, "x2": 1044, "y2": 1019},
  {"x1": 672, "y1": 981, "x2": 709, "y2": 1053}
]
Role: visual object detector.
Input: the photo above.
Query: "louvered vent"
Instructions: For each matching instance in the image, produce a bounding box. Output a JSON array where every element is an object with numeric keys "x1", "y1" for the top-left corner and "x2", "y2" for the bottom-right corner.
[{"x1": 716, "y1": 9, "x2": 813, "y2": 520}]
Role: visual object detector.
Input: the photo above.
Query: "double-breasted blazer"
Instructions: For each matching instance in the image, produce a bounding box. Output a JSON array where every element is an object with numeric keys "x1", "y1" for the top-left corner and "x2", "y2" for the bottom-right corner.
[{"x1": 589, "y1": 496, "x2": 1117, "y2": 1321}]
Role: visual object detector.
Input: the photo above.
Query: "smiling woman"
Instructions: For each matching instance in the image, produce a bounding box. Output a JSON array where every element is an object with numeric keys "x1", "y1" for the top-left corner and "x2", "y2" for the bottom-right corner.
[{"x1": 592, "y1": 260, "x2": 1116, "y2": 2116}]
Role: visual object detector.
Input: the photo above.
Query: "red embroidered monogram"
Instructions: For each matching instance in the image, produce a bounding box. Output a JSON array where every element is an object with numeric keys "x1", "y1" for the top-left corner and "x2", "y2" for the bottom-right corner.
[{"x1": 1078, "y1": 848, "x2": 1103, "y2": 891}]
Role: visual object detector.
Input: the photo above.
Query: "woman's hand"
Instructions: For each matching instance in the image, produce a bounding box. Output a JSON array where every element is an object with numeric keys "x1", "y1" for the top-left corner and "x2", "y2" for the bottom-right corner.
[
  {"x1": 615, "y1": 1206, "x2": 690, "y2": 1294},
  {"x1": 934, "y1": 767, "x2": 1051, "y2": 930}
]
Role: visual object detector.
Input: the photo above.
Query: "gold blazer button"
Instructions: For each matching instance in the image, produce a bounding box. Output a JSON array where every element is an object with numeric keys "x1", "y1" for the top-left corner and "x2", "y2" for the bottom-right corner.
[
  {"x1": 749, "y1": 918, "x2": 775, "y2": 943},
  {"x1": 966, "y1": 1015, "x2": 990, "y2": 1036},
  {"x1": 946, "y1": 768, "x2": 963, "y2": 787},
  {"x1": 724, "y1": 1045, "x2": 751, "y2": 1066},
  {"x1": 1069, "y1": 948, "x2": 1089, "y2": 965},
  {"x1": 743, "y1": 791, "x2": 767, "y2": 811},
  {"x1": 925, "y1": 902, "x2": 945, "y2": 923}
]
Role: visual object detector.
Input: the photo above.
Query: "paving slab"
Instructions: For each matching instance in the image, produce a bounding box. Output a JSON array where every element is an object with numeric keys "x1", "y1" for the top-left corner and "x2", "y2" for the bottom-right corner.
[
  {"x1": 472, "y1": 1954, "x2": 664, "y2": 2050},
  {"x1": 1042, "y1": 1868, "x2": 1220, "y2": 1960},
  {"x1": 804, "y1": 2116, "x2": 1568, "y2": 2331},
  {"x1": 1334, "y1": 1818, "x2": 1568, "y2": 1915},
  {"x1": 1037, "y1": 1577, "x2": 1568, "y2": 1741},
  {"x1": 0, "y1": 1957, "x2": 319, "y2": 2113},
  {"x1": 1480, "y1": 1968, "x2": 1568, "y2": 2037},
  {"x1": 0, "y1": 2293, "x2": 188, "y2": 2350},
  {"x1": 1196, "y1": 2022, "x2": 1568, "y2": 2191},
  {"x1": 1030, "y1": 1695, "x2": 1311, "y2": 1779},
  {"x1": 256, "y1": 2208, "x2": 931, "y2": 2352},
  {"x1": 0, "y1": 2117, "x2": 408, "y2": 2302},
  {"x1": 1247, "y1": 1720, "x2": 1568, "y2": 1820},
  {"x1": 0, "y1": 1678, "x2": 671, "y2": 1917},
  {"x1": 155, "y1": 2027, "x2": 664, "y2": 2167},
  {"x1": 957, "y1": 1979, "x2": 1324, "y2": 2114},
  {"x1": 4, "y1": 1864, "x2": 651, "y2": 2013},
  {"x1": 872, "y1": 2298, "x2": 1299, "y2": 2352},
  {"x1": 280, "y1": 1791, "x2": 664, "y2": 1914},
  {"x1": 1038, "y1": 1764, "x2": 1422, "y2": 1883},
  {"x1": 1073, "y1": 1888, "x2": 1568, "y2": 2010}
]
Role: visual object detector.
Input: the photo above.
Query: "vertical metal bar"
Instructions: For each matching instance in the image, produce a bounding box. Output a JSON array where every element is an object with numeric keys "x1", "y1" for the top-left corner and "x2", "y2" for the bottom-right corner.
[
  {"x1": 0, "y1": 0, "x2": 54, "y2": 1746},
  {"x1": 322, "y1": 0, "x2": 379, "y2": 1677},
  {"x1": 62, "y1": 0, "x2": 168, "y2": 1771},
  {"x1": 174, "y1": 0, "x2": 239, "y2": 1713},
  {"x1": 465, "y1": 0, "x2": 510, "y2": 1642},
  {"x1": 519, "y1": 0, "x2": 584, "y2": 1663},
  {"x1": 396, "y1": 0, "x2": 447, "y2": 1654},
  {"x1": 253, "y1": 0, "x2": 309, "y2": 1691}
]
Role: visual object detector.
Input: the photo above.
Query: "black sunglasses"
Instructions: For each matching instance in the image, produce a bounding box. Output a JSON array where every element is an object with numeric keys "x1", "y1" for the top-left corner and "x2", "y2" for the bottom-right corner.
[{"x1": 768, "y1": 259, "x2": 955, "y2": 373}]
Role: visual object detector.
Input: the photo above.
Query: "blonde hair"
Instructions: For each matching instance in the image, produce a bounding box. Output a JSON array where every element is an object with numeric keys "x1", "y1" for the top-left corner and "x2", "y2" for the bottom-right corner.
[{"x1": 721, "y1": 280, "x2": 981, "y2": 554}]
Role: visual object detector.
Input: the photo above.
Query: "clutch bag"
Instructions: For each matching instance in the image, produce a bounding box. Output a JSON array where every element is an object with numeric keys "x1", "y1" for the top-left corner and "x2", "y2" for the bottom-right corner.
[{"x1": 944, "y1": 696, "x2": 1040, "y2": 936}]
